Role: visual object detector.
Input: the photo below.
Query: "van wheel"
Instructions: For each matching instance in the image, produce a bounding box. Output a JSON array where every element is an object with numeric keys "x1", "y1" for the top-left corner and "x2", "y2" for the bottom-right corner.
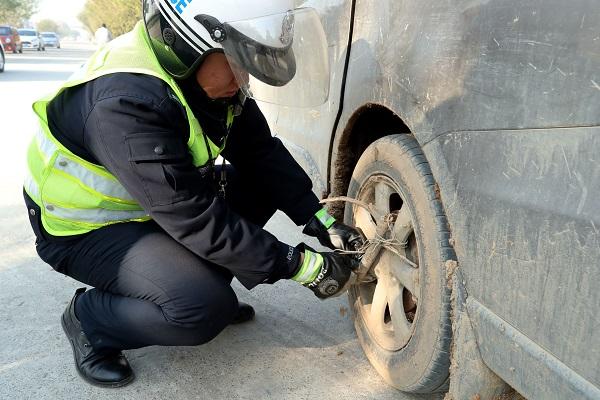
[{"x1": 345, "y1": 134, "x2": 454, "y2": 393}]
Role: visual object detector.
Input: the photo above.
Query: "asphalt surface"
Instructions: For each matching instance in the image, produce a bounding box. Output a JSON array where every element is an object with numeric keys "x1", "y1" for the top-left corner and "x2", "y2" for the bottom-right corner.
[{"x1": 0, "y1": 44, "x2": 431, "y2": 399}]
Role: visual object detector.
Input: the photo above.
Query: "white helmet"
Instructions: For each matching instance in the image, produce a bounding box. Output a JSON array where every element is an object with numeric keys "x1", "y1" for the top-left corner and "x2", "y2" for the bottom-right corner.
[{"x1": 143, "y1": 0, "x2": 330, "y2": 106}]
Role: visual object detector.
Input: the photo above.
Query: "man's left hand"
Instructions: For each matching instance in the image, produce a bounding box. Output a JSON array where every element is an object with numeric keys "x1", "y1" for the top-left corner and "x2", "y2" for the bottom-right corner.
[{"x1": 303, "y1": 209, "x2": 365, "y2": 252}]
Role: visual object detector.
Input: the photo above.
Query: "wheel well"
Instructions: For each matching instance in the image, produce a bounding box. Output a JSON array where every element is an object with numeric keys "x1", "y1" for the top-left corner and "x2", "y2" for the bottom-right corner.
[{"x1": 330, "y1": 104, "x2": 411, "y2": 218}]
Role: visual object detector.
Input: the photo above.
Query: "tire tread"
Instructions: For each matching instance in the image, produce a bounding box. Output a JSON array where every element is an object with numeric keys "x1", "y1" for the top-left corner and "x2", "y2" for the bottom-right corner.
[{"x1": 348, "y1": 134, "x2": 456, "y2": 394}]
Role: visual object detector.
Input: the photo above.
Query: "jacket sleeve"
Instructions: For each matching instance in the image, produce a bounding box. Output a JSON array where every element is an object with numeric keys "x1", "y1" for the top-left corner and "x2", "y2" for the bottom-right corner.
[
  {"x1": 83, "y1": 91, "x2": 299, "y2": 289},
  {"x1": 222, "y1": 99, "x2": 322, "y2": 226}
]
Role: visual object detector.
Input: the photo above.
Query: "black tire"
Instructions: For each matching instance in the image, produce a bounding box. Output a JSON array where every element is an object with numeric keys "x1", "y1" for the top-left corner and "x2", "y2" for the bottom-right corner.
[
  {"x1": 18, "y1": 46, "x2": 22, "y2": 54},
  {"x1": 0, "y1": 50, "x2": 4, "y2": 72},
  {"x1": 12, "y1": 47, "x2": 17, "y2": 54},
  {"x1": 345, "y1": 134, "x2": 455, "y2": 394}
]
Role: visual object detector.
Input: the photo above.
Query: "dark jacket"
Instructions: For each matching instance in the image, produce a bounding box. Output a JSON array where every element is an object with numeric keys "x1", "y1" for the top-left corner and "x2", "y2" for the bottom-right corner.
[{"x1": 35, "y1": 72, "x2": 321, "y2": 288}]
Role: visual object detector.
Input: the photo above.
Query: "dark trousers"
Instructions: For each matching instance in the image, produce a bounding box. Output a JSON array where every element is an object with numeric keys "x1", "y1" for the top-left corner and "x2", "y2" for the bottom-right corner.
[{"x1": 25, "y1": 168, "x2": 277, "y2": 351}]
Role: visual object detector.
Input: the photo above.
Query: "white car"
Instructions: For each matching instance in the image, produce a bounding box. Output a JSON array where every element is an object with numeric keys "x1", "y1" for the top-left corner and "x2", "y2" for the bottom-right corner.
[{"x1": 17, "y1": 29, "x2": 45, "y2": 51}]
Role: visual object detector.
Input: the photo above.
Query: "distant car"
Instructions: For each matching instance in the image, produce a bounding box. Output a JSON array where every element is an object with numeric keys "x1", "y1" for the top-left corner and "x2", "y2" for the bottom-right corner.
[
  {"x1": 40, "y1": 32, "x2": 60, "y2": 49},
  {"x1": 0, "y1": 41, "x2": 5, "y2": 73},
  {"x1": 17, "y1": 29, "x2": 45, "y2": 51},
  {"x1": 0, "y1": 25, "x2": 22, "y2": 54}
]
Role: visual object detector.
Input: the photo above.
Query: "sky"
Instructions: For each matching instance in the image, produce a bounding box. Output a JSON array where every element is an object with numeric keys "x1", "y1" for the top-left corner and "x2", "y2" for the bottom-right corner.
[{"x1": 32, "y1": 0, "x2": 86, "y2": 27}]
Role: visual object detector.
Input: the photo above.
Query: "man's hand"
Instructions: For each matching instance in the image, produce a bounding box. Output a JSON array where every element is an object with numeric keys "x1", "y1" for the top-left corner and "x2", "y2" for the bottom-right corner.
[
  {"x1": 293, "y1": 244, "x2": 359, "y2": 299},
  {"x1": 303, "y1": 208, "x2": 365, "y2": 252}
]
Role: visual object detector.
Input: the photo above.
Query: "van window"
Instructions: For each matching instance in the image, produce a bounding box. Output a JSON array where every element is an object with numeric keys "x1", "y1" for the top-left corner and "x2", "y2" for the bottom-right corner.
[{"x1": 0, "y1": 27, "x2": 10, "y2": 35}]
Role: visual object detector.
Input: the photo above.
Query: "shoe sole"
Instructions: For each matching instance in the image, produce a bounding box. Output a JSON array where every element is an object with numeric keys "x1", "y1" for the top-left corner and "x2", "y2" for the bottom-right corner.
[{"x1": 61, "y1": 313, "x2": 135, "y2": 388}]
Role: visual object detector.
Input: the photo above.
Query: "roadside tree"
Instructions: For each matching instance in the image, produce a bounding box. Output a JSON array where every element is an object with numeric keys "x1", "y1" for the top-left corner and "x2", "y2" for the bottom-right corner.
[
  {"x1": 0, "y1": 0, "x2": 39, "y2": 26},
  {"x1": 37, "y1": 18, "x2": 59, "y2": 33},
  {"x1": 78, "y1": 0, "x2": 140, "y2": 38}
]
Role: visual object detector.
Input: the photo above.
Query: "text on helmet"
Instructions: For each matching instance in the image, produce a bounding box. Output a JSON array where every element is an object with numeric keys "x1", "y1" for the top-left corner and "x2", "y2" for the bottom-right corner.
[{"x1": 170, "y1": 0, "x2": 193, "y2": 15}]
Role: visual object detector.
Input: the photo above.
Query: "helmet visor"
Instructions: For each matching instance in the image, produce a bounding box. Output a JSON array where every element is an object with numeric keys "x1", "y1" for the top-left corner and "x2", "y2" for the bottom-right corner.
[{"x1": 221, "y1": 8, "x2": 330, "y2": 107}]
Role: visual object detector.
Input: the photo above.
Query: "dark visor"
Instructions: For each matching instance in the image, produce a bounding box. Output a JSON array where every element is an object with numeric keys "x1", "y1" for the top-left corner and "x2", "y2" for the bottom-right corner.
[
  {"x1": 196, "y1": 14, "x2": 297, "y2": 87},
  {"x1": 221, "y1": 23, "x2": 297, "y2": 87}
]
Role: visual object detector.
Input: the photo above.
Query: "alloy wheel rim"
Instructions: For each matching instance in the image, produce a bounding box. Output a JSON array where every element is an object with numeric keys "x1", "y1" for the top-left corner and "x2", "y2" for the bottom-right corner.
[{"x1": 353, "y1": 174, "x2": 420, "y2": 351}]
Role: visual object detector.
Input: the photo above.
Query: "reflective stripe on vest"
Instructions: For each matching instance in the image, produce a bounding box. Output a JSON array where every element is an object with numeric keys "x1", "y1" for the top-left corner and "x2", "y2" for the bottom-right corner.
[
  {"x1": 25, "y1": 21, "x2": 234, "y2": 237},
  {"x1": 31, "y1": 127, "x2": 137, "y2": 202}
]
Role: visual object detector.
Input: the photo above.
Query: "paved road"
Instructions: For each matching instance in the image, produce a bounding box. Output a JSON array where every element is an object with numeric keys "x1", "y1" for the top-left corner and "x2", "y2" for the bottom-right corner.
[{"x1": 0, "y1": 45, "x2": 430, "y2": 399}]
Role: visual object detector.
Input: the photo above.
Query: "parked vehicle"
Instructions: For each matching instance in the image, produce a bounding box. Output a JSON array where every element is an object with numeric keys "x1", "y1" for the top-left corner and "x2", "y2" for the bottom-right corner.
[
  {"x1": 40, "y1": 32, "x2": 60, "y2": 49},
  {"x1": 0, "y1": 41, "x2": 5, "y2": 73},
  {"x1": 17, "y1": 29, "x2": 45, "y2": 51},
  {"x1": 0, "y1": 25, "x2": 22, "y2": 54},
  {"x1": 259, "y1": 1, "x2": 600, "y2": 399}
]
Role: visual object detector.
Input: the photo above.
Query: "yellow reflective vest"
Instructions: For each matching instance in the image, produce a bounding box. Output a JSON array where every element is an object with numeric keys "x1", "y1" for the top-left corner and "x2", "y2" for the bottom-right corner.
[{"x1": 25, "y1": 21, "x2": 233, "y2": 237}]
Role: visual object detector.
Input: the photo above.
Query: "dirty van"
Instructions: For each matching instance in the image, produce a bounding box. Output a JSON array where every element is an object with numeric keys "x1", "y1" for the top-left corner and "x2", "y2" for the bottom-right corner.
[{"x1": 256, "y1": 1, "x2": 600, "y2": 399}]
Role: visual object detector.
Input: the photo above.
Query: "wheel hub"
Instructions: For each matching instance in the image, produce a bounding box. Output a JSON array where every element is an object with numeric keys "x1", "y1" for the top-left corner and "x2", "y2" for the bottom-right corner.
[{"x1": 354, "y1": 175, "x2": 421, "y2": 351}]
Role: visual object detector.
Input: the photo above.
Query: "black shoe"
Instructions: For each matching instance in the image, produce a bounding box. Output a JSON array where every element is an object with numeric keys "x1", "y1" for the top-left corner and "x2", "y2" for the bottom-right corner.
[
  {"x1": 230, "y1": 302, "x2": 255, "y2": 324},
  {"x1": 61, "y1": 288, "x2": 134, "y2": 388}
]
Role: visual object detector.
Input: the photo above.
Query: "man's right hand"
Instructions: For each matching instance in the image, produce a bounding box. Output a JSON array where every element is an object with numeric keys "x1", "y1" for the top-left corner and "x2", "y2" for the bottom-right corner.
[{"x1": 292, "y1": 244, "x2": 359, "y2": 299}]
